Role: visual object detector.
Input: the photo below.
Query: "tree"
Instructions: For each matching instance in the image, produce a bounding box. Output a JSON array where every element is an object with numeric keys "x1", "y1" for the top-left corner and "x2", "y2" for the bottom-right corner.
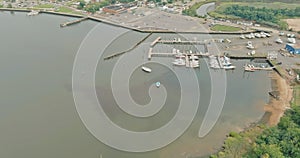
[
  {"x1": 251, "y1": 144, "x2": 284, "y2": 158},
  {"x1": 7, "y1": 3, "x2": 12, "y2": 8},
  {"x1": 77, "y1": 1, "x2": 86, "y2": 10}
]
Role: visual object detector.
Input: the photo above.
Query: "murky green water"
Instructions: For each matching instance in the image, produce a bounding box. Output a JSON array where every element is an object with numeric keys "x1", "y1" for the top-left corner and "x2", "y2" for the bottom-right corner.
[{"x1": 0, "y1": 11, "x2": 271, "y2": 158}]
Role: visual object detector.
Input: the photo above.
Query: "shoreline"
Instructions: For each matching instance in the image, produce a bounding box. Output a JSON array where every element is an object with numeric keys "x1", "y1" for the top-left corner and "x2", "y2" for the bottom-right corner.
[
  {"x1": 263, "y1": 72, "x2": 293, "y2": 125},
  {"x1": 0, "y1": 8, "x2": 261, "y2": 34}
]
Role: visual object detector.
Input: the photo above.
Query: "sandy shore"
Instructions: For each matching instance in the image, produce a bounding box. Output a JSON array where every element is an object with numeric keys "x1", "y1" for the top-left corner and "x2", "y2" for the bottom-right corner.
[{"x1": 264, "y1": 72, "x2": 293, "y2": 126}]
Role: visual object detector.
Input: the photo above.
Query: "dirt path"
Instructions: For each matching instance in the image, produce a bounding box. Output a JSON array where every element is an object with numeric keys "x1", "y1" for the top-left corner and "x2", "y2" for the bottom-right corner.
[{"x1": 264, "y1": 73, "x2": 293, "y2": 125}]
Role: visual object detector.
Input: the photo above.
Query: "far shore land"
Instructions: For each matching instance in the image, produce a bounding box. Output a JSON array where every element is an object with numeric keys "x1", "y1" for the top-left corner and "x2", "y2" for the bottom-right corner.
[{"x1": 0, "y1": 8, "x2": 261, "y2": 34}]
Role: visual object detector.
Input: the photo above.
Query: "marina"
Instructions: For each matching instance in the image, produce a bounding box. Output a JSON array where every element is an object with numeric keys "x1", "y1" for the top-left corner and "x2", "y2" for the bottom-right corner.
[{"x1": 0, "y1": 11, "x2": 285, "y2": 158}]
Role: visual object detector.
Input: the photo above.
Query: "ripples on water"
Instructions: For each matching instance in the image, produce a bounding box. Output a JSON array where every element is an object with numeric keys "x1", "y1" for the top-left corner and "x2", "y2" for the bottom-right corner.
[{"x1": 0, "y1": 12, "x2": 270, "y2": 158}]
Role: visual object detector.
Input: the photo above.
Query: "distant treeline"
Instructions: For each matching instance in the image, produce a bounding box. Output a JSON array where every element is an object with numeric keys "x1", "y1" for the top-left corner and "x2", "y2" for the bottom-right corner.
[
  {"x1": 221, "y1": 5, "x2": 300, "y2": 29},
  {"x1": 219, "y1": 0, "x2": 300, "y2": 3},
  {"x1": 224, "y1": 5, "x2": 300, "y2": 22}
]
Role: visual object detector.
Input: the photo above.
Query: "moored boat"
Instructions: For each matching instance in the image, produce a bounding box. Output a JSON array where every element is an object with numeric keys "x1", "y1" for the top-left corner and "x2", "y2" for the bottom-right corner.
[
  {"x1": 142, "y1": 66, "x2": 152, "y2": 73},
  {"x1": 27, "y1": 10, "x2": 39, "y2": 16}
]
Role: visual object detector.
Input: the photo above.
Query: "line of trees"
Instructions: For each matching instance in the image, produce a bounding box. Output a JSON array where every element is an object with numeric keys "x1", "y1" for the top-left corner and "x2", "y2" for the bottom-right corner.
[
  {"x1": 221, "y1": 5, "x2": 300, "y2": 29},
  {"x1": 77, "y1": 0, "x2": 135, "y2": 14},
  {"x1": 211, "y1": 102, "x2": 300, "y2": 158}
]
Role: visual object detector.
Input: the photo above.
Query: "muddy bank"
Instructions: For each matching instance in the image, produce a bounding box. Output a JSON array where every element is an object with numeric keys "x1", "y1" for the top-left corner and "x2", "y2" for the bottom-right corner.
[{"x1": 264, "y1": 72, "x2": 293, "y2": 125}]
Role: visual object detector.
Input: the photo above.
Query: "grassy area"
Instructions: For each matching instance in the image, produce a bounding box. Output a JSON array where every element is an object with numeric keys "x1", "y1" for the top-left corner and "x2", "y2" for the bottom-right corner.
[
  {"x1": 293, "y1": 85, "x2": 300, "y2": 106},
  {"x1": 210, "y1": 24, "x2": 241, "y2": 32},
  {"x1": 209, "y1": 2, "x2": 300, "y2": 30},
  {"x1": 182, "y1": 0, "x2": 216, "y2": 17},
  {"x1": 214, "y1": 2, "x2": 300, "y2": 13},
  {"x1": 56, "y1": 6, "x2": 83, "y2": 15},
  {"x1": 34, "y1": 4, "x2": 54, "y2": 9},
  {"x1": 208, "y1": 11, "x2": 239, "y2": 19}
]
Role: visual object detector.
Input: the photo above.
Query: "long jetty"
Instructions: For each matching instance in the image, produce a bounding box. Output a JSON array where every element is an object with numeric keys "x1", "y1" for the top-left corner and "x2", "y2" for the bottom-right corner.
[
  {"x1": 60, "y1": 17, "x2": 88, "y2": 27},
  {"x1": 104, "y1": 33, "x2": 152, "y2": 60}
]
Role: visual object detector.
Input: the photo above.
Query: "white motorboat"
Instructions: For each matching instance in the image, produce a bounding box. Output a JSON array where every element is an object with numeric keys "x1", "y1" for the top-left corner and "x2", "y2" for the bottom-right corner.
[
  {"x1": 142, "y1": 66, "x2": 152, "y2": 73},
  {"x1": 223, "y1": 65, "x2": 236, "y2": 70},
  {"x1": 175, "y1": 53, "x2": 185, "y2": 58},
  {"x1": 27, "y1": 10, "x2": 39, "y2": 16},
  {"x1": 190, "y1": 54, "x2": 199, "y2": 60},
  {"x1": 246, "y1": 45, "x2": 255, "y2": 49},
  {"x1": 172, "y1": 59, "x2": 186, "y2": 66},
  {"x1": 287, "y1": 38, "x2": 296, "y2": 44},
  {"x1": 275, "y1": 38, "x2": 283, "y2": 44}
]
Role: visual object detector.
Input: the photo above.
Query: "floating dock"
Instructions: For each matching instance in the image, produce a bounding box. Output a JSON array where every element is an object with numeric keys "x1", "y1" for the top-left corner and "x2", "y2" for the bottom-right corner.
[
  {"x1": 60, "y1": 17, "x2": 88, "y2": 27},
  {"x1": 147, "y1": 49, "x2": 210, "y2": 60},
  {"x1": 150, "y1": 37, "x2": 207, "y2": 47}
]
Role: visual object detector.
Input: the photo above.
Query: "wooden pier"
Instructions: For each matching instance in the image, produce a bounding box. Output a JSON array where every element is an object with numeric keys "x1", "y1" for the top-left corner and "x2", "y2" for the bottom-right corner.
[{"x1": 60, "y1": 17, "x2": 88, "y2": 27}]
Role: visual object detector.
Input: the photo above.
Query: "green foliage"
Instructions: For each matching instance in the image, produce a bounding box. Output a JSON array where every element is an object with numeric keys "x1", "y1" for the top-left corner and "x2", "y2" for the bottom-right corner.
[
  {"x1": 118, "y1": 0, "x2": 135, "y2": 3},
  {"x1": 250, "y1": 144, "x2": 285, "y2": 158},
  {"x1": 210, "y1": 24, "x2": 241, "y2": 32},
  {"x1": 7, "y1": 3, "x2": 12, "y2": 8},
  {"x1": 218, "y1": 5, "x2": 300, "y2": 29},
  {"x1": 167, "y1": 0, "x2": 173, "y2": 4},
  {"x1": 84, "y1": 1, "x2": 109, "y2": 14},
  {"x1": 182, "y1": 1, "x2": 215, "y2": 17},
  {"x1": 77, "y1": 1, "x2": 86, "y2": 9},
  {"x1": 212, "y1": 85, "x2": 300, "y2": 158}
]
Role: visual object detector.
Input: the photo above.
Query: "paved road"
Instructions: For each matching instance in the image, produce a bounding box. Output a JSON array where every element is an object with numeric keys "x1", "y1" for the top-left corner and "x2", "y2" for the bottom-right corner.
[{"x1": 196, "y1": 2, "x2": 215, "y2": 17}]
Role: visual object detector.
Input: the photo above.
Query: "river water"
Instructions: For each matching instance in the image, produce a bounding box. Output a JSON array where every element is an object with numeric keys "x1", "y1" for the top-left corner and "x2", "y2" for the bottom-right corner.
[{"x1": 0, "y1": 11, "x2": 271, "y2": 158}]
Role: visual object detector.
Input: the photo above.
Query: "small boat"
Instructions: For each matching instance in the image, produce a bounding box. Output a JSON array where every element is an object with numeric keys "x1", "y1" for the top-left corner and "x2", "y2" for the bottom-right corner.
[
  {"x1": 246, "y1": 45, "x2": 255, "y2": 49},
  {"x1": 223, "y1": 65, "x2": 236, "y2": 70},
  {"x1": 142, "y1": 66, "x2": 151, "y2": 73},
  {"x1": 190, "y1": 55, "x2": 199, "y2": 60},
  {"x1": 172, "y1": 59, "x2": 186, "y2": 66},
  {"x1": 275, "y1": 38, "x2": 283, "y2": 44},
  {"x1": 244, "y1": 64, "x2": 255, "y2": 72},
  {"x1": 155, "y1": 82, "x2": 160, "y2": 88},
  {"x1": 27, "y1": 10, "x2": 39, "y2": 16}
]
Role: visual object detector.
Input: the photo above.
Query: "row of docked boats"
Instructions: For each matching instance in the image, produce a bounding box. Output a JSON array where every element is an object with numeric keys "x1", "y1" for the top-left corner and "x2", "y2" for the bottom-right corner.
[
  {"x1": 240, "y1": 32, "x2": 271, "y2": 39},
  {"x1": 209, "y1": 55, "x2": 236, "y2": 70},
  {"x1": 172, "y1": 50, "x2": 200, "y2": 68},
  {"x1": 244, "y1": 64, "x2": 274, "y2": 72}
]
